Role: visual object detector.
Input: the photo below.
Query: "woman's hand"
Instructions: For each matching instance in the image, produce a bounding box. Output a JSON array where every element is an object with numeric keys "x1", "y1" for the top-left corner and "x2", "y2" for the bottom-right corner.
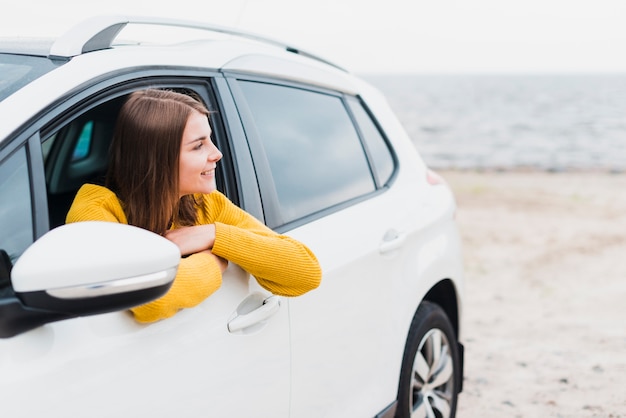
[{"x1": 165, "y1": 224, "x2": 216, "y2": 256}]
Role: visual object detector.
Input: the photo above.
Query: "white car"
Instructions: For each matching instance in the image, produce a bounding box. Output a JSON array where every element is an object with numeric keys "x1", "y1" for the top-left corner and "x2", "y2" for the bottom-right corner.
[{"x1": 0, "y1": 15, "x2": 465, "y2": 418}]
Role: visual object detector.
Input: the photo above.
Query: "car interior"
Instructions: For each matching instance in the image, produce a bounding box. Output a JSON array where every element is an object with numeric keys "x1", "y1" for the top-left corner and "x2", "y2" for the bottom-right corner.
[
  {"x1": 44, "y1": 96, "x2": 124, "y2": 229},
  {"x1": 43, "y1": 88, "x2": 220, "y2": 230}
]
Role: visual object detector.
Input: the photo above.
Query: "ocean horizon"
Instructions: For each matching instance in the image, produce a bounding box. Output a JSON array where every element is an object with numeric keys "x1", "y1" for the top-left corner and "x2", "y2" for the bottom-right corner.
[{"x1": 363, "y1": 73, "x2": 626, "y2": 173}]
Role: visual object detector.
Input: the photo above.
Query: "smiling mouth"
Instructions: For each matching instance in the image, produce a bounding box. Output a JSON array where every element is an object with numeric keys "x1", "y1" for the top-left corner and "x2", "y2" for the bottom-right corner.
[{"x1": 201, "y1": 169, "x2": 215, "y2": 178}]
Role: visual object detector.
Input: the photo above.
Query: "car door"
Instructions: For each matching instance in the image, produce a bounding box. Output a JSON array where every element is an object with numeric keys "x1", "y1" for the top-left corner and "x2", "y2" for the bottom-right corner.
[
  {"x1": 0, "y1": 79, "x2": 290, "y2": 418},
  {"x1": 227, "y1": 77, "x2": 406, "y2": 417}
]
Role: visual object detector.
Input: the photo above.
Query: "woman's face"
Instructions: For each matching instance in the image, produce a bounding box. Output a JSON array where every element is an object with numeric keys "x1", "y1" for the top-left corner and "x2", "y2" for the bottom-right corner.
[{"x1": 178, "y1": 111, "x2": 223, "y2": 197}]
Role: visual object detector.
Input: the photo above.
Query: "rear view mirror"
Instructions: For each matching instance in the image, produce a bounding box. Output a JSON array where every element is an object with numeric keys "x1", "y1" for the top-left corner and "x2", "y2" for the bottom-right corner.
[{"x1": 0, "y1": 222, "x2": 180, "y2": 338}]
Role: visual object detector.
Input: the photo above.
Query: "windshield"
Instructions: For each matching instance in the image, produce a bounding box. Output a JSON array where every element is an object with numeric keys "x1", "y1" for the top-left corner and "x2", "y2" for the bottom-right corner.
[{"x1": 0, "y1": 54, "x2": 61, "y2": 102}]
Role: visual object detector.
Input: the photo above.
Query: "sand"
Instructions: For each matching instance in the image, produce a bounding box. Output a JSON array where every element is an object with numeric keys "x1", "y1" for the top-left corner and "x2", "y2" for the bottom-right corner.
[{"x1": 440, "y1": 170, "x2": 626, "y2": 417}]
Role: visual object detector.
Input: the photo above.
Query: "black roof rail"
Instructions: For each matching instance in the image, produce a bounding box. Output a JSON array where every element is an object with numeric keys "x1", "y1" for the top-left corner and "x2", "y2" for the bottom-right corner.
[{"x1": 48, "y1": 14, "x2": 347, "y2": 71}]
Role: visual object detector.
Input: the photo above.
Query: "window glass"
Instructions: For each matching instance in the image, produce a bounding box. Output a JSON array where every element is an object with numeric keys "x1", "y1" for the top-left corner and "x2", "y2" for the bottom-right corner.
[
  {"x1": 71, "y1": 120, "x2": 93, "y2": 161},
  {"x1": 238, "y1": 81, "x2": 375, "y2": 223},
  {"x1": 41, "y1": 133, "x2": 56, "y2": 163},
  {"x1": 348, "y1": 100, "x2": 395, "y2": 186},
  {"x1": 0, "y1": 54, "x2": 60, "y2": 101},
  {"x1": 0, "y1": 148, "x2": 33, "y2": 264}
]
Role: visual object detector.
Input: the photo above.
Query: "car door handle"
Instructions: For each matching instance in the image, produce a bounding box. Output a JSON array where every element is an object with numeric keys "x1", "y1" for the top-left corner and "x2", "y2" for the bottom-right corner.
[
  {"x1": 379, "y1": 229, "x2": 406, "y2": 254},
  {"x1": 227, "y1": 296, "x2": 281, "y2": 333}
]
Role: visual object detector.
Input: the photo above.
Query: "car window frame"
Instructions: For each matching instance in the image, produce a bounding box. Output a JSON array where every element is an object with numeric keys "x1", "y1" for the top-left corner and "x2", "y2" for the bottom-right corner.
[
  {"x1": 224, "y1": 73, "x2": 393, "y2": 232},
  {"x1": 2, "y1": 69, "x2": 263, "y2": 245},
  {"x1": 40, "y1": 76, "x2": 251, "y2": 220}
]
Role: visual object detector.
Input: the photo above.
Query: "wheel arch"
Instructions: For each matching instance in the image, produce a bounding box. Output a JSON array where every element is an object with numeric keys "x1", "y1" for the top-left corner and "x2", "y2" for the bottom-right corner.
[{"x1": 423, "y1": 278, "x2": 460, "y2": 337}]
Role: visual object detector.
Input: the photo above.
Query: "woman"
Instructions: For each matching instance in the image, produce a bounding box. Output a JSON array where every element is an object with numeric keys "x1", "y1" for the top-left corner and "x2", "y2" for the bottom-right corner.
[{"x1": 66, "y1": 89, "x2": 321, "y2": 323}]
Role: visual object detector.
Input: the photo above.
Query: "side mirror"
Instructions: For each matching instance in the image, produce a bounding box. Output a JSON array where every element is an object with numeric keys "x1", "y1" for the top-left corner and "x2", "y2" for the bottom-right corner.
[{"x1": 0, "y1": 222, "x2": 179, "y2": 338}]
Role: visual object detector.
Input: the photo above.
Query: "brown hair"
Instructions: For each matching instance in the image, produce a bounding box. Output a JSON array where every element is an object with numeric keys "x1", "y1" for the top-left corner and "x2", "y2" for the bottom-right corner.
[{"x1": 106, "y1": 89, "x2": 209, "y2": 235}]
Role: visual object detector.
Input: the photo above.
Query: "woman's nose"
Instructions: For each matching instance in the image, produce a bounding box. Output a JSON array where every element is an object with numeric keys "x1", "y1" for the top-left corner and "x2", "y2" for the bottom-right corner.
[{"x1": 209, "y1": 144, "x2": 223, "y2": 162}]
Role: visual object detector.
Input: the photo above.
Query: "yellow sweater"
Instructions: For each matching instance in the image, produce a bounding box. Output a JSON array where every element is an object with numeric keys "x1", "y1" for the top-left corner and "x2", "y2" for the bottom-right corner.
[{"x1": 66, "y1": 184, "x2": 322, "y2": 323}]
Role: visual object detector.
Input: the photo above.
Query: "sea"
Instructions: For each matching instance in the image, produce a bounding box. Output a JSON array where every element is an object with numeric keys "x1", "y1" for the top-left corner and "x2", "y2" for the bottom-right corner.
[{"x1": 362, "y1": 73, "x2": 626, "y2": 172}]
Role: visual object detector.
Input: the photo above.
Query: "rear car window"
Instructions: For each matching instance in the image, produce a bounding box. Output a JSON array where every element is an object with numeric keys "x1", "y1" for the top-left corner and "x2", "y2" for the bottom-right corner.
[
  {"x1": 237, "y1": 81, "x2": 376, "y2": 224},
  {"x1": 347, "y1": 98, "x2": 395, "y2": 187}
]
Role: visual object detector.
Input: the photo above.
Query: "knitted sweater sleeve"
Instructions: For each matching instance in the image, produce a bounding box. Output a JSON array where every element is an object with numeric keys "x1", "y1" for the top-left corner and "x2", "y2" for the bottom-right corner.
[
  {"x1": 65, "y1": 185, "x2": 224, "y2": 323},
  {"x1": 206, "y1": 192, "x2": 322, "y2": 297},
  {"x1": 130, "y1": 252, "x2": 222, "y2": 323}
]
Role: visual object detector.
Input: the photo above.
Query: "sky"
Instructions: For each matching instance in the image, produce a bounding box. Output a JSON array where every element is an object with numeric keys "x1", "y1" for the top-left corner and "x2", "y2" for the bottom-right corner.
[{"x1": 2, "y1": 0, "x2": 626, "y2": 74}]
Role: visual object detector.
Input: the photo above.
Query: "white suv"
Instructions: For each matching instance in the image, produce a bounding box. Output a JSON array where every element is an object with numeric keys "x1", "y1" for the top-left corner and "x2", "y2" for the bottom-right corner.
[{"x1": 0, "y1": 15, "x2": 465, "y2": 418}]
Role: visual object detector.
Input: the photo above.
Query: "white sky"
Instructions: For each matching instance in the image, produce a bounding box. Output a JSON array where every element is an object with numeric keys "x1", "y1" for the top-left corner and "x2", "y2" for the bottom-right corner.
[{"x1": 2, "y1": 0, "x2": 626, "y2": 74}]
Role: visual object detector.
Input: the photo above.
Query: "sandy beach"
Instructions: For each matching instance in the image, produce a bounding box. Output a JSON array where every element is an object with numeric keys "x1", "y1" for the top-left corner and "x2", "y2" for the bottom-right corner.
[{"x1": 441, "y1": 170, "x2": 626, "y2": 417}]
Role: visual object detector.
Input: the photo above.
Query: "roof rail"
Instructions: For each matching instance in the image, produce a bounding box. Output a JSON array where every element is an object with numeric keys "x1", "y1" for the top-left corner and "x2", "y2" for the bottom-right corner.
[{"x1": 48, "y1": 14, "x2": 346, "y2": 71}]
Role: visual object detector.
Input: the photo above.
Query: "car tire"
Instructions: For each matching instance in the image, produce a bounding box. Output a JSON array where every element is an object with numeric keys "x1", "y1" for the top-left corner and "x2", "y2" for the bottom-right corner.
[{"x1": 395, "y1": 301, "x2": 461, "y2": 418}]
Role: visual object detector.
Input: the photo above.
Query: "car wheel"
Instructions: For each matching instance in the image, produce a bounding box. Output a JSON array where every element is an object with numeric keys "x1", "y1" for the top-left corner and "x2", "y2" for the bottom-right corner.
[{"x1": 396, "y1": 301, "x2": 460, "y2": 418}]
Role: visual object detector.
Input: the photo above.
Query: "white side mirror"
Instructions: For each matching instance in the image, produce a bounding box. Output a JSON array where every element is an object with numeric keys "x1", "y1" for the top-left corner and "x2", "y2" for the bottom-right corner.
[{"x1": 1, "y1": 222, "x2": 179, "y2": 338}]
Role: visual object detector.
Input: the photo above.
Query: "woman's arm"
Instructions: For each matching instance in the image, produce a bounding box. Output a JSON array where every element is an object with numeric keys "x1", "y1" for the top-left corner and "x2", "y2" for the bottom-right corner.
[
  {"x1": 205, "y1": 192, "x2": 322, "y2": 297},
  {"x1": 164, "y1": 224, "x2": 217, "y2": 256},
  {"x1": 130, "y1": 250, "x2": 225, "y2": 323}
]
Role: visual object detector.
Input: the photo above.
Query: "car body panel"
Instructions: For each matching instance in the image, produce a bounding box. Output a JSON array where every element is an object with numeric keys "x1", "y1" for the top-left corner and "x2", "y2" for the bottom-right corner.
[
  {"x1": 286, "y1": 194, "x2": 404, "y2": 416},
  {"x1": 0, "y1": 266, "x2": 291, "y2": 417},
  {"x1": 285, "y1": 141, "x2": 463, "y2": 416}
]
